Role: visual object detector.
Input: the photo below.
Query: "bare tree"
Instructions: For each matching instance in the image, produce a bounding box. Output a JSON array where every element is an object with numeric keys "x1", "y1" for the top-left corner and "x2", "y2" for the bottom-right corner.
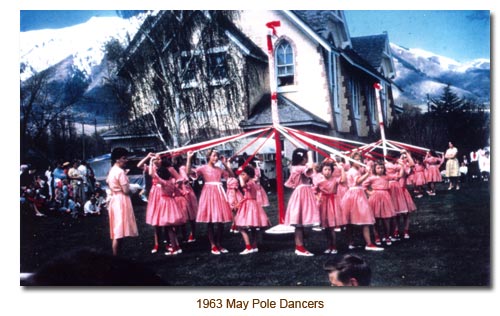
[
  {"x1": 20, "y1": 66, "x2": 87, "y2": 161},
  {"x1": 104, "y1": 10, "x2": 264, "y2": 150}
]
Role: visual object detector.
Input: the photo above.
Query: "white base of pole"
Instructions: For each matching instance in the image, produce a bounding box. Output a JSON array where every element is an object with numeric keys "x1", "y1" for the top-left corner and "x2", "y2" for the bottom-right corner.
[{"x1": 265, "y1": 224, "x2": 295, "y2": 234}]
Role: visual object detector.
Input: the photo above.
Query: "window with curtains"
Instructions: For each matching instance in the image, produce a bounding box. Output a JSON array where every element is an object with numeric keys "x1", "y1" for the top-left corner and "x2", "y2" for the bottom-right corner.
[{"x1": 275, "y1": 40, "x2": 294, "y2": 87}]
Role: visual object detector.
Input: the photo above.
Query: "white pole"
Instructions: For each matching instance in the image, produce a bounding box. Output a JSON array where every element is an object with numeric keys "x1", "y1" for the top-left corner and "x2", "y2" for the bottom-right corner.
[{"x1": 373, "y1": 82, "x2": 387, "y2": 160}]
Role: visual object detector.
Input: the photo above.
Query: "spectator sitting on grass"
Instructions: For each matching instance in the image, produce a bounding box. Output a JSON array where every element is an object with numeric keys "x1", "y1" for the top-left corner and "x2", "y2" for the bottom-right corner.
[
  {"x1": 323, "y1": 254, "x2": 371, "y2": 286},
  {"x1": 84, "y1": 195, "x2": 100, "y2": 216}
]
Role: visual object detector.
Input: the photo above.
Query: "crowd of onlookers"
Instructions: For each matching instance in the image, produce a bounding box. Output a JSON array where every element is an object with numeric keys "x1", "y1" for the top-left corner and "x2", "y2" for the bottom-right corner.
[
  {"x1": 20, "y1": 160, "x2": 107, "y2": 218},
  {"x1": 449, "y1": 147, "x2": 490, "y2": 185}
]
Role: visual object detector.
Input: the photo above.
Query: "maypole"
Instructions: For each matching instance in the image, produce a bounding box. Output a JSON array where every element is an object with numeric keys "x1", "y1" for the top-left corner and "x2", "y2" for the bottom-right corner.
[
  {"x1": 264, "y1": 21, "x2": 293, "y2": 234},
  {"x1": 373, "y1": 82, "x2": 388, "y2": 160}
]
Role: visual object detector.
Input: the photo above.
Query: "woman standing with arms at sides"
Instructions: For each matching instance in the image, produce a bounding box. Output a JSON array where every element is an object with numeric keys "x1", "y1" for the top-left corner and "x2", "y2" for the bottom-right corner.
[
  {"x1": 340, "y1": 152, "x2": 383, "y2": 251},
  {"x1": 106, "y1": 147, "x2": 138, "y2": 256},
  {"x1": 284, "y1": 148, "x2": 319, "y2": 256},
  {"x1": 445, "y1": 142, "x2": 460, "y2": 190},
  {"x1": 186, "y1": 149, "x2": 235, "y2": 255}
]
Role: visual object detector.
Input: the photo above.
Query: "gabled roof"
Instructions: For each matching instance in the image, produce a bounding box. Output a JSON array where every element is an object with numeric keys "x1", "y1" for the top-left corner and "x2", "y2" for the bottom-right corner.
[
  {"x1": 240, "y1": 94, "x2": 330, "y2": 130},
  {"x1": 119, "y1": 10, "x2": 268, "y2": 77},
  {"x1": 290, "y1": 10, "x2": 350, "y2": 50},
  {"x1": 218, "y1": 15, "x2": 269, "y2": 62},
  {"x1": 351, "y1": 34, "x2": 388, "y2": 70}
]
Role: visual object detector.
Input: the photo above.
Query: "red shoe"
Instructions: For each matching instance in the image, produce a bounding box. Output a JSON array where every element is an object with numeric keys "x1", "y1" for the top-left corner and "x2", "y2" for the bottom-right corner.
[
  {"x1": 211, "y1": 246, "x2": 221, "y2": 255},
  {"x1": 187, "y1": 233, "x2": 196, "y2": 243},
  {"x1": 151, "y1": 244, "x2": 159, "y2": 254},
  {"x1": 295, "y1": 246, "x2": 314, "y2": 256},
  {"x1": 165, "y1": 246, "x2": 182, "y2": 256},
  {"x1": 365, "y1": 244, "x2": 384, "y2": 251}
]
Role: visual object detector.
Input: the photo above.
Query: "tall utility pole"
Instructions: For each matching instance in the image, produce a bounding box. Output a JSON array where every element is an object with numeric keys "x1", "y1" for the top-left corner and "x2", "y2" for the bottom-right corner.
[{"x1": 82, "y1": 122, "x2": 85, "y2": 160}]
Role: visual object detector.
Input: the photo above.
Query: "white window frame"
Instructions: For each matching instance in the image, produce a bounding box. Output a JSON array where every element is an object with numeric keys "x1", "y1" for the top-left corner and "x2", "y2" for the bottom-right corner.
[
  {"x1": 275, "y1": 41, "x2": 295, "y2": 87},
  {"x1": 350, "y1": 78, "x2": 360, "y2": 119},
  {"x1": 330, "y1": 52, "x2": 340, "y2": 112},
  {"x1": 207, "y1": 46, "x2": 229, "y2": 86},
  {"x1": 366, "y1": 85, "x2": 376, "y2": 124},
  {"x1": 180, "y1": 50, "x2": 201, "y2": 89}
]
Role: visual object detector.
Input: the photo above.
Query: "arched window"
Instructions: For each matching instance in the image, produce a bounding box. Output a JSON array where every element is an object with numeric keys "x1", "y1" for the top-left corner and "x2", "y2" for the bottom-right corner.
[{"x1": 275, "y1": 41, "x2": 294, "y2": 87}]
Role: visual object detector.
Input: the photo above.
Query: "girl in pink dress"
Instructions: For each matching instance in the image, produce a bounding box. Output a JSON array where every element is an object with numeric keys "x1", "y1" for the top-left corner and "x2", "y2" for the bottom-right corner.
[
  {"x1": 250, "y1": 161, "x2": 270, "y2": 207},
  {"x1": 385, "y1": 154, "x2": 408, "y2": 241},
  {"x1": 138, "y1": 153, "x2": 167, "y2": 254},
  {"x1": 363, "y1": 160, "x2": 396, "y2": 246},
  {"x1": 226, "y1": 176, "x2": 243, "y2": 234},
  {"x1": 424, "y1": 150, "x2": 444, "y2": 195},
  {"x1": 412, "y1": 156, "x2": 427, "y2": 198},
  {"x1": 174, "y1": 156, "x2": 199, "y2": 243},
  {"x1": 398, "y1": 151, "x2": 417, "y2": 239},
  {"x1": 284, "y1": 148, "x2": 319, "y2": 256},
  {"x1": 186, "y1": 149, "x2": 234, "y2": 255},
  {"x1": 313, "y1": 159, "x2": 346, "y2": 254},
  {"x1": 332, "y1": 157, "x2": 349, "y2": 232},
  {"x1": 340, "y1": 152, "x2": 383, "y2": 251},
  {"x1": 234, "y1": 166, "x2": 271, "y2": 255},
  {"x1": 106, "y1": 147, "x2": 138, "y2": 256},
  {"x1": 152, "y1": 161, "x2": 187, "y2": 255}
]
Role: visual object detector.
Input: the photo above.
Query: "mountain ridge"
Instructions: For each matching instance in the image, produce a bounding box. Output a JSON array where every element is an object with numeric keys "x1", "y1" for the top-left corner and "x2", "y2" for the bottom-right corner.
[{"x1": 20, "y1": 15, "x2": 490, "y2": 124}]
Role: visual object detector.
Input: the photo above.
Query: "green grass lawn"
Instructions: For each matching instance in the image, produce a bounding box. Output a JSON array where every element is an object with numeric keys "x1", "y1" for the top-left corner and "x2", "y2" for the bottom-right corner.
[{"x1": 20, "y1": 180, "x2": 490, "y2": 286}]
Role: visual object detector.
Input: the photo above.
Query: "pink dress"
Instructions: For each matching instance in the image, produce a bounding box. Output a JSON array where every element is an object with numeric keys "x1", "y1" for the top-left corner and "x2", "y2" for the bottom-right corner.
[
  {"x1": 400, "y1": 177, "x2": 417, "y2": 213},
  {"x1": 413, "y1": 164, "x2": 427, "y2": 186},
  {"x1": 155, "y1": 175, "x2": 186, "y2": 226},
  {"x1": 424, "y1": 156, "x2": 443, "y2": 182},
  {"x1": 173, "y1": 185, "x2": 189, "y2": 222},
  {"x1": 226, "y1": 177, "x2": 243, "y2": 210},
  {"x1": 195, "y1": 165, "x2": 233, "y2": 223},
  {"x1": 333, "y1": 165, "x2": 348, "y2": 212},
  {"x1": 363, "y1": 175, "x2": 395, "y2": 219},
  {"x1": 234, "y1": 180, "x2": 271, "y2": 228},
  {"x1": 340, "y1": 167, "x2": 375, "y2": 225},
  {"x1": 284, "y1": 165, "x2": 319, "y2": 227},
  {"x1": 385, "y1": 162, "x2": 409, "y2": 213},
  {"x1": 106, "y1": 165, "x2": 138, "y2": 239},
  {"x1": 145, "y1": 165, "x2": 164, "y2": 226},
  {"x1": 313, "y1": 174, "x2": 344, "y2": 228},
  {"x1": 253, "y1": 167, "x2": 270, "y2": 207},
  {"x1": 179, "y1": 166, "x2": 198, "y2": 221}
]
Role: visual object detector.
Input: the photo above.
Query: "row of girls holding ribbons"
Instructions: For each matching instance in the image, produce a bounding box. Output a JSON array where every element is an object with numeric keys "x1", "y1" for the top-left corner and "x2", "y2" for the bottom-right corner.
[{"x1": 107, "y1": 146, "x2": 428, "y2": 257}]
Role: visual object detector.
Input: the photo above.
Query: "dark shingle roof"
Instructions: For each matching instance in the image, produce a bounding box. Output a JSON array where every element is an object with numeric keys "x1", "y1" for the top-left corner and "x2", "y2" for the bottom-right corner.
[
  {"x1": 292, "y1": 10, "x2": 332, "y2": 43},
  {"x1": 351, "y1": 34, "x2": 388, "y2": 69},
  {"x1": 240, "y1": 94, "x2": 329, "y2": 129}
]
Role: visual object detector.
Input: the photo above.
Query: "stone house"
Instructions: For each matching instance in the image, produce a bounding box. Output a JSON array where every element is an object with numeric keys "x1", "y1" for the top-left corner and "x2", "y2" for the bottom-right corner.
[{"x1": 112, "y1": 10, "x2": 398, "y2": 165}]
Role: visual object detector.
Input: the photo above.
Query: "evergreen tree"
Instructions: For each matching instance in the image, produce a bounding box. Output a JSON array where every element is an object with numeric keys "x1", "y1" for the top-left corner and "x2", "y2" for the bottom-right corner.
[{"x1": 429, "y1": 83, "x2": 463, "y2": 114}]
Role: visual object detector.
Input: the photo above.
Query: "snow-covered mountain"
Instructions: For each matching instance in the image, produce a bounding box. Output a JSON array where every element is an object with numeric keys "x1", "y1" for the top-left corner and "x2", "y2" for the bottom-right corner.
[
  {"x1": 20, "y1": 15, "x2": 144, "y2": 81},
  {"x1": 390, "y1": 43, "x2": 490, "y2": 107},
  {"x1": 20, "y1": 14, "x2": 490, "y2": 124}
]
